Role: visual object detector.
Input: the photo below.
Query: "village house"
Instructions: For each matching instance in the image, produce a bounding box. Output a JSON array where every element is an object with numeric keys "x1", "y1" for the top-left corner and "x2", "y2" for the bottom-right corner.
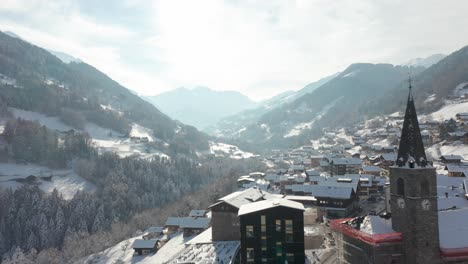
[
  {"x1": 309, "y1": 155, "x2": 325, "y2": 167},
  {"x1": 142, "y1": 226, "x2": 163, "y2": 240},
  {"x1": 440, "y1": 154, "x2": 464, "y2": 164},
  {"x1": 445, "y1": 163, "x2": 468, "y2": 177},
  {"x1": 238, "y1": 199, "x2": 305, "y2": 263},
  {"x1": 163, "y1": 216, "x2": 210, "y2": 236},
  {"x1": 456, "y1": 112, "x2": 468, "y2": 123},
  {"x1": 447, "y1": 131, "x2": 468, "y2": 142},
  {"x1": 329, "y1": 158, "x2": 361, "y2": 175},
  {"x1": 209, "y1": 187, "x2": 274, "y2": 241},
  {"x1": 132, "y1": 239, "x2": 160, "y2": 255},
  {"x1": 360, "y1": 165, "x2": 382, "y2": 176},
  {"x1": 286, "y1": 184, "x2": 358, "y2": 218}
]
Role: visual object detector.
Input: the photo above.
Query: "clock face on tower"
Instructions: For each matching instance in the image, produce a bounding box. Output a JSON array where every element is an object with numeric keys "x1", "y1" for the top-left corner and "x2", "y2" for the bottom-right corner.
[
  {"x1": 397, "y1": 198, "x2": 405, "y2": 209},
  {"x1": 421, "y1": 199, "x2": 431, "y2": 210}
]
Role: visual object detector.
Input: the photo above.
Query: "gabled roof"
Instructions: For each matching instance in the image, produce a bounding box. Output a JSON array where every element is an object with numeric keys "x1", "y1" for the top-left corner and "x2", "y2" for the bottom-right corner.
[
  {"x1": 331, "y1": 158, "x2": 362, "y2": 166},
  {"x1": 289, "y1": 184, "x2": 355, "y2": 199},
  {"x1": 165, "y1": 216, "x2": 211, "y2": 229},
  {"x1": 132, "y1": 239, "x2": 158, "y2": 249},
  {"x1": 179, "y1": 217, "x2": 211, "y2": 229},
  {"x1": 238, "y1": 198, "x2": 304, "y2": 216},
  {"x1": 441, "y1": 154, "x2": 463, "y2": 160},
  {"x1": 212, "y1": 187, "x2": 273, "y2": 209},
  {"x1": 144, "y1": 226, "x2": 163, "y2": 234}
]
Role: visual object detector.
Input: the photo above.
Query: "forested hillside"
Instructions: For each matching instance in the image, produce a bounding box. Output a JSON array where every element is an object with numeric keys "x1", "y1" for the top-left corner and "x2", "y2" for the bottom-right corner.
[
  {"x1": 0, "y1": 118, "x2": 266, "y2": 262},
  {"x1": 0, "y1": 31, "x2": 209, "y2": 155}
]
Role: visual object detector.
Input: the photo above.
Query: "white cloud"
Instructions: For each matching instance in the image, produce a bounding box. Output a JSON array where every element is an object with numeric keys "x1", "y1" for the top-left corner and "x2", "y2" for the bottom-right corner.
[{"x1": 1, "y1": 0, "x2": 468, "y2": 100}]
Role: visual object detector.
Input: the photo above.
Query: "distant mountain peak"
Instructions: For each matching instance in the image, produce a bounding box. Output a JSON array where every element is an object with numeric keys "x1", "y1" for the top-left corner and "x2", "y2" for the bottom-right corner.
[
  {"x1": 144, "y1": 87, "x2": 257, "y2": 130},
  {"x1": 404, "y1": 54, "x2": 446, "y2": 68}
]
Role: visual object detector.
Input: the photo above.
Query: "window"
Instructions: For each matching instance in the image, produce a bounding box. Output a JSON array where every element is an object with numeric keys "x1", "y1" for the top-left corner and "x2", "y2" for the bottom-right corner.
[
  {"x1": 261, "y1": 215, "x2": 266, "y2": 235},
  {"x1": 261, "y1": 258, "x2": 267, "y2": 263},
  {"x1": 397, "y1": 178, "x2": 405, "y2": 196},
  {"x1": 421, "y1": 180, "x2": 429, "y2": 196},
  {"x1": 247, "y1": 248, "x2": 255, "y2": 263},
  {"x1": 246, "y1": 225, "x2": 254, "y2": 237},
  {"x1": 276, "y1": 220, "x2": 282, "y2": 232},
  {"x1": 276, "y1": 242, "x2": 283, "y2": 256},
  {"x1": 285, "y1": 220, "x2": 293, "y2": 242},
  {"x1": 286, "y1": 253, "x2": 294, "y2": 262}
]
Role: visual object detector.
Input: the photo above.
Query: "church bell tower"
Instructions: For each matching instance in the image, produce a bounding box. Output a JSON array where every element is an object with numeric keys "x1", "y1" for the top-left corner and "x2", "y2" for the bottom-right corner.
[{"x1": 389, "y1": 79, "x2": 440, "y2": 264}]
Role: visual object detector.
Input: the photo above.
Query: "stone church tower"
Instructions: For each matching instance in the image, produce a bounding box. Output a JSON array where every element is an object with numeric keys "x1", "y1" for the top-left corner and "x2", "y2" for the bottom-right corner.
[{"x1": 389, "y1": 82, "x2": 440, "y2": 264}]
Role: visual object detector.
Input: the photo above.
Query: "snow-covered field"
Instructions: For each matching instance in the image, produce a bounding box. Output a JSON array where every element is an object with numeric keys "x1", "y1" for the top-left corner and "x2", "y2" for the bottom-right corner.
[
  {"x1": 427, "y1": 143, "x2": 468, "y2": 160},
  {"x1": 427, "y1": 101, "x2": 468, "y2": 121},
  {"x1": 208, "y1": 141, "x2": 254, "y2": 159},
  {"x1": 0, "y1": 162, "x2": 95, "y2": 199}
]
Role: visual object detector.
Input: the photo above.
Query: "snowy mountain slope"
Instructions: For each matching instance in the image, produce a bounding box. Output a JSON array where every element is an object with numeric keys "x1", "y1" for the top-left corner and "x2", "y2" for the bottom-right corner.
[
  {"x1": 206, "y1": 72, "x2": 339, "y2": 138},
  {"x1": 0, "y1": 30, "x2": 211, "y2": 157},
  {"x1": 218, "y1": 63, "x2": 417, "y2": 149},
  {"x1": 404, "y1": 53, "x2": 446, "y2": 68}
]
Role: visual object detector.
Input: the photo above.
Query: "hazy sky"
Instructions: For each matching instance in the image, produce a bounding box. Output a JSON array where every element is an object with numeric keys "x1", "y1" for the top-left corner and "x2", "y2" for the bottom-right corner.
[{"x1": 2, "y1": 0, "x2": 468, "y2": 101}]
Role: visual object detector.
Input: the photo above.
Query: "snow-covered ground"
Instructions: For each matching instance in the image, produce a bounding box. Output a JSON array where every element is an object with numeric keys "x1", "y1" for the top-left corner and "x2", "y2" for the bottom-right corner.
[
  {"x1": 208, "y1": 141, "x2": 254, "y2": 159},
  {"x1": 0, "y1": 162, "x2": 95, "y2": 199},
  {"x1": 427, "y1": 143, "x2": 468, "y2": 160},
  {"x1": 427, "y1": 101, "x2": 468, "y2": 121},
  {"x1": 78, "y1": 232, "x2": 196, "y2": 264}
]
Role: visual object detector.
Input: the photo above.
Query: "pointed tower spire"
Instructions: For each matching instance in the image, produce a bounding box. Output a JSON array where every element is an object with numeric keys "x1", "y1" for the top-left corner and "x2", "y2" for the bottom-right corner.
[{"x1": 396, "y1": 77, "x2": 428, "y2": 168}]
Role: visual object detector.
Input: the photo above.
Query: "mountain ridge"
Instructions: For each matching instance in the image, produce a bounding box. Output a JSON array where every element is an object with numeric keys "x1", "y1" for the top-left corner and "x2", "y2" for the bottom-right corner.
[{"x1": 144, "y1": 86, "x2": 257, "y2": 130}]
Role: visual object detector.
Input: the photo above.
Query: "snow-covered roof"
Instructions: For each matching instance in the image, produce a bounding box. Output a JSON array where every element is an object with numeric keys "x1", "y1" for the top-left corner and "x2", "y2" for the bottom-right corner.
[
  {"x1": 165, "y1": 217, "x2": 211, "y2": 229},
  {"x1": 331, "y1": 158, "x2": 362, "y2": 166},
  {"x1": 172, "y1": 240, "x2": 240, "y2": 264},
  {"x1": 359, "y1": 215, "x2": 394, "y2": 235},
  {"x1": 179, "y1": 217, "x2": 211, "y2": 229},
  {"x1": 189, "y1": 210, "x2": 207, "y2": 217},
  {"x1": 132, "y1": 239, "x2": 158, "y2": 249},
  {"x1": 381, "y1": 153, "x2": 397, "y2": 161},
  {"x1": 448, "y1": 131, "x2": 467, "y2": 137},
  {"x1": 361, "y1": 166, "x2": 382, "y2": 172},
  {"x1": 441, "y1": 154, "x2": 464, "y2": 160},
  {"x1": 238, "y1": 198, "x2": 304, "y2": 216},
  {"x1": 289, "y1": 184, "x2": 355, "y2": 199},
  {"x1": 439, "y1": 207, "x2": 468, "y2": 249},
  {"x1": 214, "y1": 187, "x2": 273, "y2": 209},
  {"x1": 144, "y1": 226, "x2": 163, "y2": 234},
  {"x1": 285, "y1": 195, "x2": 317, "y2": 202},
  {"x1": 445, "y1": 164, "x2": 468, "y2": 174}
]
